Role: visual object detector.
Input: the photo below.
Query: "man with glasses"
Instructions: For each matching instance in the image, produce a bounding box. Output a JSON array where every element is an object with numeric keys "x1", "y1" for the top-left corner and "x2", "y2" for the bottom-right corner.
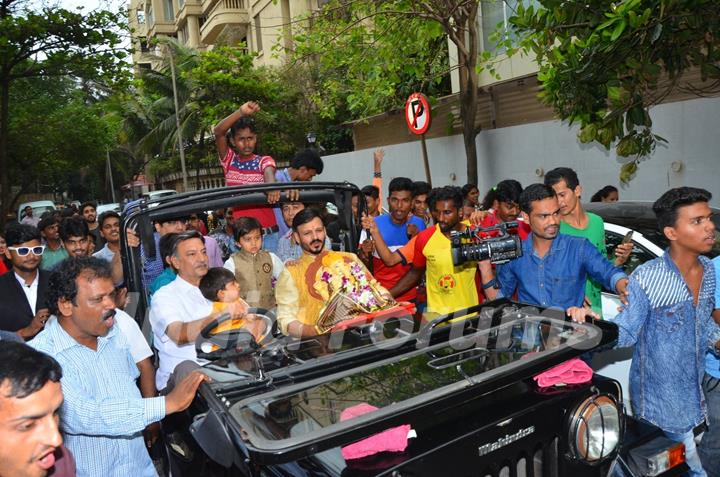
[{"x1": 0, "y1": 224, "x2": 51, "y2": 339}]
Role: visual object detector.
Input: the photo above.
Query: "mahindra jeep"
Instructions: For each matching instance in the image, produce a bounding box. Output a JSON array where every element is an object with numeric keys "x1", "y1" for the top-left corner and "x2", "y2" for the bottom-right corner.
[{"x1": 120, "y1": 182, "x2": 687, "y2": 477}]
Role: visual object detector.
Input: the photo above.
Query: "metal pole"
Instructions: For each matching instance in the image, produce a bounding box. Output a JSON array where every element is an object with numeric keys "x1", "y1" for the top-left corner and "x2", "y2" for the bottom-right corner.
[
  {"x1": 420, "y1": 133, "x2": 432, "y2": 188},
  {"x1": 106, "y1": 148, "x2": 116, "y2": 203},
  {"x1": 168, "y1": 47, "x2": 189, "y2": 192}
]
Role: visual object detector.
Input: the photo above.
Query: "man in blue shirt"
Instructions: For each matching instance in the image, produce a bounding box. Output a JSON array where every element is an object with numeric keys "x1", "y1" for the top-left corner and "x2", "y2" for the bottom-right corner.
[
  {"x1": 30, "y1": 257, "x2": 207, "y2": 477},
  {"x1": 609, "y1": 187, "x2": 719, "y2": 477},
  {"x1": 480, "y1": 183, "x2": 627, "y2": 320},
  {"x1": 359, "y1": 177, "x2": 426, "y2": 303}
]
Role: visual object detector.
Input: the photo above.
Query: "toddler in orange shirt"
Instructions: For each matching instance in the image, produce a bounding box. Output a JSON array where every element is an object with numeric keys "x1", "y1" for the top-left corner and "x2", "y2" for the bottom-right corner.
[{"x1": 199, "y1": 267, "x2": 265, "y2": 342}]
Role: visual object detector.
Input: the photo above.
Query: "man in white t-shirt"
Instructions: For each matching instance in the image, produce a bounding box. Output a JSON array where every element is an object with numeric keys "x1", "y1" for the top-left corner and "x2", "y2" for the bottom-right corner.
[{"x1": 149, "y1": 230, "x2": 245, "y2": 389}]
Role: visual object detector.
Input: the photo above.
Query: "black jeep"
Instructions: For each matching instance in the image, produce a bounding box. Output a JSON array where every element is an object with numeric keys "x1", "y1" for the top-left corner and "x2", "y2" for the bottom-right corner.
[{"x1": 120, "y1": 182, "x2": 687, "y2": 477}]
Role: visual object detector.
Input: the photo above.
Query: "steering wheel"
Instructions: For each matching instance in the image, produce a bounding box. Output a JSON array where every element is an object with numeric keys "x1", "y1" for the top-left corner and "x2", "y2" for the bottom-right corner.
[{"x1": 195, "y1": 308, "x2": 275, "y2": 361}]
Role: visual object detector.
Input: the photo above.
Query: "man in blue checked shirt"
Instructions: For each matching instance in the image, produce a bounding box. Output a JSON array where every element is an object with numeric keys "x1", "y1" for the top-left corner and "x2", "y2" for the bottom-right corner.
[
  {"x1": 30, "y1": 257, "x2": 208, "y2": 477},
  {"x1": 598, "y1": 187, "x2": 719, "y2": 477},
  {"x1": 479, "y1": 183, "x2": 628, "y2": 322}
]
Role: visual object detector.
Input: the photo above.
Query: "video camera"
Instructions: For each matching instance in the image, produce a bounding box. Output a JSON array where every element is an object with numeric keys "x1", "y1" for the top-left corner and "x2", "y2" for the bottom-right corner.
[{"x1": 450, "y1": 221, "x2": 523, "y2": 266}]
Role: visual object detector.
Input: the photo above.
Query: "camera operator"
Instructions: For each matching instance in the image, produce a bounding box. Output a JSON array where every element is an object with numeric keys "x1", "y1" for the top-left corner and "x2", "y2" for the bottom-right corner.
[
  {"x1": 478, "y1": 184, "x2": 629, "y2": 322},
  {"x1": 389, "y1": 186, "x2": 484, "y2": 319}
]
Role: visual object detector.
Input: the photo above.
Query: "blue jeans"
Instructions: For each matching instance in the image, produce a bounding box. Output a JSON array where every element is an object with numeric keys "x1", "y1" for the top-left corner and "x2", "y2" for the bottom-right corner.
[
  {"x1": 665, "y1": 429, "x2": 707, "y2": 477},
  {"x1": 699, "y1": 374, "x2": 720, "y2": 477},
  {"x1": 262, "y1": 231, "x2": 280, "y2": 254}
]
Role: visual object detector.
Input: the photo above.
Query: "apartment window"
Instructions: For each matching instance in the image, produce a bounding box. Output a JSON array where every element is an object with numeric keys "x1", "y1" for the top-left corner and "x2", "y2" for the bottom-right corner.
[
  {"x1": 179, "y1": 0, "x2": 185, "y2": 7},
  {"x1": 136, "y1": 8, "x2": 146, "y2": 24},
  {"x1": 147, "y1": 5, "x2": 154, "y2": 24},
  {"x1": 254, "y1": 15, "x2": 263, "y2": 52},
  {"x1": 480, "y1": 0, "x2": 537, "y2": 55},
  {"x1": 163, "y1": 0, "x2": 174, "y2": 22}
]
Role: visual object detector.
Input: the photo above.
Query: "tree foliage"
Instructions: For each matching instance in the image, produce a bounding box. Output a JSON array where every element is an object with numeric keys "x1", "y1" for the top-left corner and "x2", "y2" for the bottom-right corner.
[
  {"x1": 511, "y1": 0, "x2": 720, "y2": 182},
  {"x1": 291, "y1": 1, "x2": 451, "y2": 119},
  {"x1": 7, "y1": 77, "x2": 114, "y2": 205},
  {"x1": 0, "y1": 0, "x2": 127, "y2": 223},
  {"x1": 292, "y1": 0, "x2": 490, "y2": 184},
  {"x1": 116, "y1": 43, "x2": 334, "y2": 188}
]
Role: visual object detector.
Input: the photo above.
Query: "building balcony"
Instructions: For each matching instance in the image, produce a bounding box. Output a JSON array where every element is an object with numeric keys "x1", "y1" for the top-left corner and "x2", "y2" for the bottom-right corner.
[
  {"x1": 199, "y1": 0, "x2": 249, "y2": 45},
  {"x1": 147, "y1": 20, "x2": 178, "y2": 38},
  {"x1": 176, "y1": 0, "x2": 203, "y2": 26}
]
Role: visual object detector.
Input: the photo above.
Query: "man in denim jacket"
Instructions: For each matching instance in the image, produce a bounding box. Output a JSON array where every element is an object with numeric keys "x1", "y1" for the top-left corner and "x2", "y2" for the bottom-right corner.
[{"x1": 613, "y1": 187, "x2": 719, "y2": 477}]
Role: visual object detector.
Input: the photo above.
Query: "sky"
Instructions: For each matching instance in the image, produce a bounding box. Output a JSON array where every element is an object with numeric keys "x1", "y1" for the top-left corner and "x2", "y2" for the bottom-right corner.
[
  {"x1": 54, "y1": 0, "x2": 132, "y2": 53},
  {"x1": 57, "y1": 0, "x2": 125, "y2": 12}
]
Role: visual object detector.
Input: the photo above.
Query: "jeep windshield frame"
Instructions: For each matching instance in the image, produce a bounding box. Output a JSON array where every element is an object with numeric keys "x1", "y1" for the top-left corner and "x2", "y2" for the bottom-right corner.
[
  {"x1": 120, "y1": 181, "x2": 363, "y2": 316},
  {"x1": 215, "y1": 302, "x2": 618, "y2": 465}
]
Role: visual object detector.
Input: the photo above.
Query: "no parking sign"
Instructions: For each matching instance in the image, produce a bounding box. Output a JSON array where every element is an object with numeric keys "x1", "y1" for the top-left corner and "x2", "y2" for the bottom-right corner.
[{"x1": 405, "y1": 93, "x2": 431, "y2": 135}]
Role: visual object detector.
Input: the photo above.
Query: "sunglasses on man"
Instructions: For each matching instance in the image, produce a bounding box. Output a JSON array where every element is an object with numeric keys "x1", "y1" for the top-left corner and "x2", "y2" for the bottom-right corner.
[{"x1": 8, "y1": 246, "x2": 46, "y2": 256}]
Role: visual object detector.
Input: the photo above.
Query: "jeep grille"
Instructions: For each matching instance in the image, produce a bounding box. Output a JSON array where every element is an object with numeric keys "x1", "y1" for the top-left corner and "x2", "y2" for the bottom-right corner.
[{"x1": 481, "y1": 437, "x2": 560, "y2": 477}]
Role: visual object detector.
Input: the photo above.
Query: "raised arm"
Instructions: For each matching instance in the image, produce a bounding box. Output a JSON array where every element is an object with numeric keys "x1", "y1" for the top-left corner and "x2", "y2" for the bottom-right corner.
[
  {"x1": 360, "y1": 213, "x2": 404, "y2": 267},
  {"x1": 213, "y1": 101, "x2": 260, "y2": 159},
  {"x1": 373, "y1": 148, "x2": 384, "y2": 212}
]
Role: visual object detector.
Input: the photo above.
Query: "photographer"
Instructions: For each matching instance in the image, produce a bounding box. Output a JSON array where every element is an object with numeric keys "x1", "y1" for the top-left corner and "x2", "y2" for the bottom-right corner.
[
  {"x1": 478, "y1": 184, "x2": 628, "y2": 321},
  {"x1": 389, "y1": 186, "x2": 483, "y2": 319}
]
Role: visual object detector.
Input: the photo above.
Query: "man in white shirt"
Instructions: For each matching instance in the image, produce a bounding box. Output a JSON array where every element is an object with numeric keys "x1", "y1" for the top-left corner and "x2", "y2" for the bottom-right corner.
[
  {"x1": 20, "y1": 205, "x2": 40, "y2": 228},
  {"x1": 149, "y1": 230, "x2": 245, "y2": 389}
]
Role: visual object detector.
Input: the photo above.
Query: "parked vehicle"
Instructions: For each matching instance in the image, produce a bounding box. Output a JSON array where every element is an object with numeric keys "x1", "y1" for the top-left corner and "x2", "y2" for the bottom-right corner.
[
  {"x1": 121, "y1": 188, "x2": 687, "y2": 477},
  {"x1": 142, "y1": 189, "x2": 178, "y2": 201},
  {"x1": 96, "y1": 203, "x2": 122, "y2": 215},
  {"x1": 17, "y1": 200, "x2": 56, "y2": 221}
]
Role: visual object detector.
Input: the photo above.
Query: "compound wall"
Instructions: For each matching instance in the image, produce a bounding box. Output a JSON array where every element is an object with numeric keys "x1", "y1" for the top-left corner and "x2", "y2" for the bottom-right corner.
[{"x1": 321, "y1": 96, "x2": 720, "y2": 207}]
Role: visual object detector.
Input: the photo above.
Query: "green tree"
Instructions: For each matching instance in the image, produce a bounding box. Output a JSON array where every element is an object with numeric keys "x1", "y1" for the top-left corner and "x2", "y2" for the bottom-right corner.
[
  {"x1": 127, "y1": 43, "x2": 323, "y2": 187},
  {"x1": 510, "y1": 0, "x2": 720, "y2": 182},
  {"x1": 189, "y1": 46, "x2": 312, "y2": 162},
  {"x1": 0, "y1": 0, "x2": 126, "y2": 222},
  {"x1": 292, "y1": 1, "x2": 485, "y2": 174},
  {"x1": 7, "y1": 77, "x2": 114, "y2": 206}
]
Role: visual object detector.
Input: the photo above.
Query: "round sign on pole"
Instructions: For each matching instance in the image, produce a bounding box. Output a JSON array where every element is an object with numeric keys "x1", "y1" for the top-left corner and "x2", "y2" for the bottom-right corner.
[{"x1": 405, "y1": 93, "x2": 431, "y2": 135}]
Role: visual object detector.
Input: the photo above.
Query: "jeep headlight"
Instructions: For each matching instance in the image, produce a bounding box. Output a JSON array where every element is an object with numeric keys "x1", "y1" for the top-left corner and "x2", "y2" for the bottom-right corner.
[{"x1": 567, "y1": 394, "x2": 621, "y2": 463}]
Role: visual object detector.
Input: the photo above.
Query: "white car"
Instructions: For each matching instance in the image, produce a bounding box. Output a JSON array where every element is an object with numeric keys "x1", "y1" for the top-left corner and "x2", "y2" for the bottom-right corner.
[
  {"x1": 142, "y1": 189, "x2": 177, "y2": 201},
  {"x1": 587, "y1": 201, "x2": 720, "y2": 412},
  {"x1": 17, "y1": 200, "x2": 56, "y2": 221},
  {"x1": 96, "y1": 203, "x2": 122, "y2": 215}
]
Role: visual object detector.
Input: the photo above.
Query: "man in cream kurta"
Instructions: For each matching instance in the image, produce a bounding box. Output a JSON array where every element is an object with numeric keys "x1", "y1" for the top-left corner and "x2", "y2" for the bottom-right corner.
[{"x1": 275, "y1": 208, "x2": 391, "y2": 338}]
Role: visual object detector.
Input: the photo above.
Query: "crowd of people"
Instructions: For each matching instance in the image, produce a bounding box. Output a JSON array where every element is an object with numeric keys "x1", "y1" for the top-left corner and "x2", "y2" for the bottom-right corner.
[{"x1": 0, "y1": 100, "x2": 718, "y2": 477}]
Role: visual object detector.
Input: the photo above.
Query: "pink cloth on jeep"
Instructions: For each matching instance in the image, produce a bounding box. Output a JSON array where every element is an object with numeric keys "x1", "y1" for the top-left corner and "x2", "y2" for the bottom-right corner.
[
  {"x1": 533, "y1": 358, "x2": 593, "y2": 388},
  {"x1": 340, "y1": 403, "x2": 411, "y2": 460}
]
